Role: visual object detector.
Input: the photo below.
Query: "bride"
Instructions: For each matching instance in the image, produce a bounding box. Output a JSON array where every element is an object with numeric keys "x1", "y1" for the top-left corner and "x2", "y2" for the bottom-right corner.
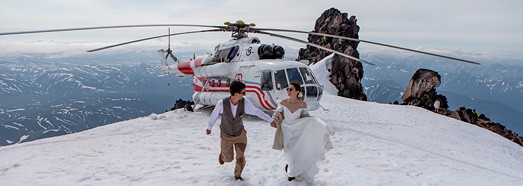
[{"x1": 272, "y1": 82, "x2": 334, "y2": 182}]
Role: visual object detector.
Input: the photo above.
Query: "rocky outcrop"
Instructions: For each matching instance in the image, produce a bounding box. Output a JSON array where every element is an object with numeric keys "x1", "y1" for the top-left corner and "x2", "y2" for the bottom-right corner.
[
  {"x1": 445, "y1": 107, "x2": 523, "y2": 146},
  {"x1": 401, "y1": 69, "x2": 522, "y2": 146},
  {"x1": 446, "y1": 107, "x2": 478, "y2": 124},
  {"x1": 297, "y1": 7, "x2": 367, "y2": 101},
  {"x1": 435, "y1": 94, "x2": 449, "y2": 109},
  {"x1": 402, "y1": 69, "x2": 441, "y2": 109},
  {"x1": 169, "y1": 99, "x2": 194, "y2": 112}
]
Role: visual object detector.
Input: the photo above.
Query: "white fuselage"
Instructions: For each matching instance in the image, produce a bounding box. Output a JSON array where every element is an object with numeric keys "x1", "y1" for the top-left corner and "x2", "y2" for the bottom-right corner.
[{"x1": 160, "y1": 37, "x2": 324, "y2": 110}]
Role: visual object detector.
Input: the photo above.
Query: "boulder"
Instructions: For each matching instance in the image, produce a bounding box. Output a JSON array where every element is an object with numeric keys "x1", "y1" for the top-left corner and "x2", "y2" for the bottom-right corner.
[
  {"x1": 402, "y1": 69, "x2": 441, "y2": 109},
  {"x1": 297, "y1": 7, "x2": 367, "y2": 101}
]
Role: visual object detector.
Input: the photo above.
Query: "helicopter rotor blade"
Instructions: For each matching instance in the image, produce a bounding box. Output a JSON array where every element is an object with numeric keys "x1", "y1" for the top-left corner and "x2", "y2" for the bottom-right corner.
[
  {"x1": 255, "y1": 30, "x2": 375, "y2": 66},
  {"x1": 87, "y1": 29, "x2": 224, "y2": 52},
  {"x1": 0, "y1": 24, "x2": 226, "y2": 36},
  {"x1": 255, "y1": 28, "x2": 480, "y2": 65}
]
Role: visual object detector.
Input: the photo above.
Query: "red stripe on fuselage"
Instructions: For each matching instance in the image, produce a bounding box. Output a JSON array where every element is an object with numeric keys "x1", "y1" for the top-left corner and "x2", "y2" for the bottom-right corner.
[
  {"x1": 177, "y1": 61, "x2": 193, "y2": 74},
  {"x1": 246, "y1": 85, "x2": 275, "y2": 110}
]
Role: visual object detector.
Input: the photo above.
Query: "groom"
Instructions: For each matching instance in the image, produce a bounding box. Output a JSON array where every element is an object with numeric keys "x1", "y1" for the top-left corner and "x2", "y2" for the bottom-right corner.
[{"x1": 206, "y1": 81, "x2": 277, "y2": 181}]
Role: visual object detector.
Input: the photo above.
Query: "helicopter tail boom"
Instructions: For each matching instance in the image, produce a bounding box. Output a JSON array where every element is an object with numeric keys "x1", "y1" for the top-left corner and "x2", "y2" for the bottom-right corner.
[{"x1": 159, "y1": 51, "x2": 215, "y2": 76}]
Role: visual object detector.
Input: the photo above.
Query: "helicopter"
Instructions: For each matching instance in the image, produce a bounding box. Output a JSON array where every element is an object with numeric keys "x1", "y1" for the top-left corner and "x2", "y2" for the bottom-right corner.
[{"x1": 0, "y1": 20, "x2": 480, "y2": 111}]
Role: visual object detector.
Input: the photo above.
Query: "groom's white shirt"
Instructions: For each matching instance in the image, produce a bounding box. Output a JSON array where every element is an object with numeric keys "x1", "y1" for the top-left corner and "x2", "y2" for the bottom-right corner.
[{"x1": 207, "y1": 97, "x2": 273, "y2": 130}]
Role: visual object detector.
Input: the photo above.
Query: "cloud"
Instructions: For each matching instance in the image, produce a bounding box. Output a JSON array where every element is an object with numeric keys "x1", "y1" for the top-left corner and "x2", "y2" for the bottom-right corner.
[{"x1": 1, "y1": 0, "x2": 521, "y2": 59}]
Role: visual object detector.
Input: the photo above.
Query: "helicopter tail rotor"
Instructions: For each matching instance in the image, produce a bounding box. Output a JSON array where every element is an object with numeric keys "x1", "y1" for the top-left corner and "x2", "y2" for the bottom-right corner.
[{"x1": 164, "y1": 28, "x2": 178, "y2": 63}]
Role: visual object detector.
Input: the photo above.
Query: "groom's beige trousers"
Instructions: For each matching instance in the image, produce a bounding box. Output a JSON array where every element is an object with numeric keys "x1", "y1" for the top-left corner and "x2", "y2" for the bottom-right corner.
[{"x1": 220, "y1": 129, "x2": 247, "y2": 177}]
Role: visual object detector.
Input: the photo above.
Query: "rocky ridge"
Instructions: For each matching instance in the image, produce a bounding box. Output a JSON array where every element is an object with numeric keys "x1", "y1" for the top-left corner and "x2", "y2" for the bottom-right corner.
[
  {"x1": 297, "y1": 7, "x2": 367, "y2": 100},
  {"x1": 402, "y1": 69, "x2": 522, "y2": 146}
]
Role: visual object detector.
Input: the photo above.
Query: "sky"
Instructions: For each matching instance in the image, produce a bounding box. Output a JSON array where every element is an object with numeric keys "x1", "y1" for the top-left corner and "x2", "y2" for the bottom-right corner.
[{"x1": 0, "y1": 0, "x2": 522, "y2": 61}]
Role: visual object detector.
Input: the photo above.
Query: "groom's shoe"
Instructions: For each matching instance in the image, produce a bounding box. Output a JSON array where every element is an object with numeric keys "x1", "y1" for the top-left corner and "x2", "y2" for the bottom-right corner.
[
  {"x1": 235, "y1": 176, "x2": 244, "y2": 181},
  {"x1": 218, "y1": 154, "x2": 224, "y2": 165},
  {"x1": 285, "y1": 164, "x2": 288, "y2": 172}
]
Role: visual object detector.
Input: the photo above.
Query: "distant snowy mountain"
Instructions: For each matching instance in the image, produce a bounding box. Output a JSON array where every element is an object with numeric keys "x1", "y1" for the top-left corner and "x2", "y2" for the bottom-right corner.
[{"x1": 0, "y1": 56, "x2": 193, "y2": 146}]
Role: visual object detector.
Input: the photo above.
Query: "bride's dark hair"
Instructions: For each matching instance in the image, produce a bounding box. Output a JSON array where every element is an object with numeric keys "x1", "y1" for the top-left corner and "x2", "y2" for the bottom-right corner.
[{"x1": 289, "y1": 81, "x2": 302, "y2": 99}]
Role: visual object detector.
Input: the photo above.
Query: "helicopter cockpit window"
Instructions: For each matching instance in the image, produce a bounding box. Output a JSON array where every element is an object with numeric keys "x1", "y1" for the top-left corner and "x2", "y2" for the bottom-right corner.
[
  {"x1": 299, "y1": 67, "x2": 316, "y2": 84},
  {"x1": 213, "y1": 46, "x2": 238, "y2": 62},
  {"x1": 260, "y1": 71, "x2": 273, "y2": 91},
  {"x1": 274, "y1": 69, "x2": 288, "y2": 90},
  {"x1": 227, "y1": 46, "x2": 239, "y2": 61},
  {"x1": 286, "y1": 68, "x2": 304, "y2": 85}
]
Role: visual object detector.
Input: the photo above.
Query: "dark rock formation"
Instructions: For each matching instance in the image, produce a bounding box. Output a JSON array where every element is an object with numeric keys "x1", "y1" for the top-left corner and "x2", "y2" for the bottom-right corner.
[
  {"x1": 436, "y1": 94, "x2": 449, "y2": 109},
  {"x1": 297, "y1": 7, "x2": 367, "y2": 101},
  {"x1": 447, "y1": 107, "x2": 478, "y2": 124},
  {"x1": 402, "y1": 69, "x2": 441, "y2": 109},
  {"x1": 444, "y1": 107, "x2": 523, "y2": 146},
  {"x1": 401, "y1": 69, "x2": 522, "y2": 146},
  {"x1": 169, "y1": 99, "x2": 194, "y2": 112}
]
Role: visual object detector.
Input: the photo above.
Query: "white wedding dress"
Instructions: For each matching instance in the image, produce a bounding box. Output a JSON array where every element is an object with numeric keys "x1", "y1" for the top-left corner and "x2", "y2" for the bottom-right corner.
[{"x1": 278, "y1": 104, "x2": 334, "y2": 181}]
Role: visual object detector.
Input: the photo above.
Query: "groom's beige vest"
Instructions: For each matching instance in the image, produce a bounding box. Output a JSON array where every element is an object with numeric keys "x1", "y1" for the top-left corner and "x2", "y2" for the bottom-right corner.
[{"x1": 220, "y1": 97, "x2": 245, "y2": 136}]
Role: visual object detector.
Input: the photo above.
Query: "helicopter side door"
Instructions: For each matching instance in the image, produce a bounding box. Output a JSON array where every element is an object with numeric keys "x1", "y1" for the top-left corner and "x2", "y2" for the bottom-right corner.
[{"x1": 260, "y1": 70, "x2": 274, "y2": 92}]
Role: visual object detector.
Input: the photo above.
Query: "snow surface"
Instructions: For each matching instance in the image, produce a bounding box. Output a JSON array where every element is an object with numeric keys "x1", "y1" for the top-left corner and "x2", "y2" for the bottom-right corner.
[
  {"x1": 0, "y1": 94, "x2": 522, "y2": 185},
  {"x1": 1, "y1": 58, "x2": 522, "y2": 185}
]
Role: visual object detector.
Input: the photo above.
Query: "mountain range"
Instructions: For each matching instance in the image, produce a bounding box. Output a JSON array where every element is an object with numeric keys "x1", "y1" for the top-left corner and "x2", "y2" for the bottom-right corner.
[
  {"x1": 0, "y1": 59, "x2": 521, "y2": 185},
  {"x1": 0, "y1": 55, "x2": 193, "y2": 146},
  {"x1": 1, "y1": 51, "x2": 521, "y2": 146}
]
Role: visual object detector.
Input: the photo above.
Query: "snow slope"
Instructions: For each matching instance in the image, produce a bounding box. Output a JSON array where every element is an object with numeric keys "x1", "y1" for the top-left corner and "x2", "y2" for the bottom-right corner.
[
  {"x1": 0, "y1": 93, "x2": 522, "y2": 185},
  {"x1": 1, "y1": 58, "x2": 522, "y2": 185}
]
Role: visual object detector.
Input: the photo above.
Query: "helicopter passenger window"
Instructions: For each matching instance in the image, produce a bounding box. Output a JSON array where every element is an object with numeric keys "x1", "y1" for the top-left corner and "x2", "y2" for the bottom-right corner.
[
  {"x1": 286, "y1": 68, "x2": 304, "y2": 85},
  {"x1": 274, "y1": 69, "x2": 288, "y2": 90},
  {"x1": 260, "y1": 71, "x2": 273, "y2": 91},
  {"x1": 299, "y1": 67, "x2": 316, "y2": 84},
  {"x1": 305, "y1": 86, "x2": 318, "y2": 98}
]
